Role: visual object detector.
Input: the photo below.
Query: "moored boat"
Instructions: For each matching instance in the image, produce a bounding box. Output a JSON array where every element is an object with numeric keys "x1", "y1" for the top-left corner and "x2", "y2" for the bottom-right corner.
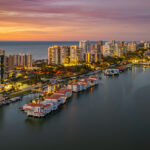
[{"x1": 104, "y1": 69, "x2": 119, "y2": 76}]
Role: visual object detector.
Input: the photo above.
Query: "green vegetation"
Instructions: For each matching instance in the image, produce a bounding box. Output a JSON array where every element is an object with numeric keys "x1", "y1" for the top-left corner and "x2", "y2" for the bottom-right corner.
[
  {"x1": 102, "y1": 56, "x2": 123, "y2": 64},
  {"x1": 7, "y1": 90, "x2": 32, "y2": 98}
]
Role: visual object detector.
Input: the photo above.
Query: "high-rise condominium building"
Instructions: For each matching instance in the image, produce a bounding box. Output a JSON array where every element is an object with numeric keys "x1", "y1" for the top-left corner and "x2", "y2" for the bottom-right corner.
[
  {"x1": 85, "y1": 52, "x2": 101, "y2": 63},
  {"x1": 48, "y1": 45, "x2": 70, "y2": 65},
  {"x1": 0, "y1": 49, "x2": 5, "y2": 83},
  {"x1": 102, "y1": 42, "x2": 114, "y2": 57},
  {"x1": 114, "y1": 43, "x2": 127, "y2": 57},
  {"x1": 48, "y1": 45, "x2": 83, "y2": 65},
  {"x1": 110, "y1": 40, "x2": 116, "y2": 46},
  {"x1": 88, "y1": 43, "x2": 101, "y2": 63},
  {"x1": 5, "y1": 53, "x2": 32, "y2": 71},
  {"x1": 60, "y1": 46, "x2": 70, "y2": 64},
  {"x1": 79, "y1": 40, "x2": 91, "y2": 53},
  {"x1": 127, "y1": 41, "x2": 137, "y2": 52},
  {"x1": 91, "y1": 44, "x2": 97, "y2": 51},
  {"x1": 144, "y1": 41, "x2": 150, "y2": 49},
  {"x1": 48, "y1": 45, "x2": 60, "y2": 65},
  {"x1": 120, "y1": 41, "x2": 125, "y2": 47},
  {"x1": 25, "y1": 53, "x2": 32, "y2": 67},
  {"x1": 70, "y1": 45, "x2": 82, "y2": 64},
  {"x1": 97, "y1": 40, "x2": 103, "y2": 54}
]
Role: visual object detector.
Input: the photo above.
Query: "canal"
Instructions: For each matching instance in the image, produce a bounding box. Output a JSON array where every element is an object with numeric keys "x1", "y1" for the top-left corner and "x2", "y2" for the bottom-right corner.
[{"x1": 0, "y1": 67, "x2": 150, "y2": 150}]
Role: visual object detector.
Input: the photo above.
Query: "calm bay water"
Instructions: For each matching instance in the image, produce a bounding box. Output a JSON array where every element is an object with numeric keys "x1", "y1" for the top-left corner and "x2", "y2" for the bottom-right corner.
[
  {"x1": 0, "y1": 41, "x2": 79, "y2": 59},
  {"x1": 1, "y1": 67, "x2": 150, "y2": 150}
]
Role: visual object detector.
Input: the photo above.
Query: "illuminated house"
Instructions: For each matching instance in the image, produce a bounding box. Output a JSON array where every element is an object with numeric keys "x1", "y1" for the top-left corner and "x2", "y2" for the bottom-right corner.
[
  {"x1": 45, "y1": 94, "x2": 66, "y2": 105},
  {"x1": 55, "y1": 88, "x2": 72, "y2": 98},
  {"x1": 24, "y1": 103, "x2": 53, "y2": 117},
  {"x1": 72, "y1": 83, "x2": 83, "y2": 92},
  {"x1": 88, "y1": 76, "x2": 99, "y2": 86}
]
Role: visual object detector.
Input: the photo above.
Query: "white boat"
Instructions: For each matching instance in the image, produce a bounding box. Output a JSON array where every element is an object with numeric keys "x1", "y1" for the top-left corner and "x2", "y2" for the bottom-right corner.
[{"x1": 104, "y1": 69, "x2": 119, "y2": 76}]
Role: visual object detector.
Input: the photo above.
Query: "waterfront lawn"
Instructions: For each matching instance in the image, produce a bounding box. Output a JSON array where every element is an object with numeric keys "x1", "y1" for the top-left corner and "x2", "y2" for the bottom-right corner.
[{"x1": 7, "y1": 90, "x2": 32, "y2": 98}]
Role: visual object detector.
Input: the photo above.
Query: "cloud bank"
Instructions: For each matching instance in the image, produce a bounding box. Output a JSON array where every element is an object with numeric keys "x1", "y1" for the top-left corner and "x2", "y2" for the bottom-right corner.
[{"x1": 0, "y1": 0, "x2": 150, "y2": 40}]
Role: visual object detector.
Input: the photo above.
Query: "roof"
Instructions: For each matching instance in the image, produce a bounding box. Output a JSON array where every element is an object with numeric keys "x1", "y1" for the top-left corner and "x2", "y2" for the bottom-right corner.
[
  {"x1": 44, "y1": 104, "x2": 51, "y2": 108},
  {"x1": 45, "y1": 96, "x2": 51, "y2": 100},
  {"x1": 80, "y1": 78, "x2": 88, "y2": 81},
  {"x1": 42, "y1": 92, "x2": 48, "y2": 95},
  {"x1": 72, "y1": 83, "x2": 79, "y2": 86},
  {"x1": 89, "y1": 76, "x2": 98, "y2": 79},
  {"x1": 89, "y1": 76, "x2": 98, "y2": 81},
  {"x1": 23, "y1": 108, "x2": 31, "y2": 110},
  {"x1": 55, "y1": 91, "x2": 66, "y2": 95},
  {"x1": 78, "y1": 81, "x2": 87, "y2": 85},
  {"x1": 59, "y1": 88, "x2": 67, "y2": 92},
  {"x1": 28, "y1": 103, "x2": 43, "y2": 107},
  {"x1": 46, "y1": 94, "x2": 65, "y2": 100}
]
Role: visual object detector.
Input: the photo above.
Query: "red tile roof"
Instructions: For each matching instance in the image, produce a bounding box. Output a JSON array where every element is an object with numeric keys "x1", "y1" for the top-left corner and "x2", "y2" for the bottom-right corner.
[
  {"x1": 44, "y1": 104, "x2": 51, "y2": 108},
  {"x1": 45, "y1": 94, "x2": 65, "y2": 100},
  {"x1": 28, "y1": 103, "x2": 43, "y2": 107}
]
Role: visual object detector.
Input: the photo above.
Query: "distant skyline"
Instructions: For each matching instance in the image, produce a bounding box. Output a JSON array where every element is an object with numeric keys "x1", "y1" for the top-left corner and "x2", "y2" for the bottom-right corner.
[{"x1": 0, "y1": 0, "x2": 150, "y2": 41}]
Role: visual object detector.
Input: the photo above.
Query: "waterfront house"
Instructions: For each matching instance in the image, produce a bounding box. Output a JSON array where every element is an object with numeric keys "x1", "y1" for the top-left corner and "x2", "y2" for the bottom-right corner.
[
  {"x1": 26, "y1": 103, "x2": 45, "y2": 117},
  {"x1": 25, "y1": 103, "x2": 53, "y2": 117},
  {"x1": 22, "y1": 104, "x2": 33, "y2": 113},
  {"x1": 80, "y1": 78, "x2": 91, "y2": 88},
  {"x1": 77, "y1": 81, "x2": 88, "y2": 90},
  {"x1": 67, "y1": 84, "x2": 73, "y2": 90},
  {"x1": 71, "y1": 83, "x2": 84, "y2": 92},
  {"x1": 44, "y1": 97, "x2": 58, "y2": 110},
  {"x1": 88, "y1": 76, "x2": 99, "y2": 86},
  {"x1": 45, "y1": 94, "x2": 66, "y2": 106},
  {"x1": 55, "y1": 88, "x2": 72, "y2": 98}
]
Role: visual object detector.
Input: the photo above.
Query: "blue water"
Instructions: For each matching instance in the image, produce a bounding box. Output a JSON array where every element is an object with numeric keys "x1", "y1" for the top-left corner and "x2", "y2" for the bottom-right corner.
[{"x1": 0, "y1": 41, "x2": 98, "y2": 60}]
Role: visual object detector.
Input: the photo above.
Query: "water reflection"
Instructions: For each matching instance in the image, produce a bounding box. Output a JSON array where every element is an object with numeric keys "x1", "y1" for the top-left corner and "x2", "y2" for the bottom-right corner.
[
  {"x1": 24, "y1": 87, "x2": 99, "y2": 128},
  {"x1": 132, "y1": 68, "x2": 150, "y2": 94},
  {"x1": 2, "y1": 67, "x2": 150, "y2": 150},
  {"x1": 24, "y1": 96, "x2": 74, "y2": 128},
  {"x1": 105, "y1": 75, "x2": 119, "y2": 79},
  {"x1": 0, "y1": 106, "x2": 5, "y2": 128}
]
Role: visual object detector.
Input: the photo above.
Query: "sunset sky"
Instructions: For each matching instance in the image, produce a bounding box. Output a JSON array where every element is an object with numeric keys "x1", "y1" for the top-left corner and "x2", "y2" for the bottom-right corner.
[{"x1": 0, "y1": 0, "x2": 150, "y2": 41}]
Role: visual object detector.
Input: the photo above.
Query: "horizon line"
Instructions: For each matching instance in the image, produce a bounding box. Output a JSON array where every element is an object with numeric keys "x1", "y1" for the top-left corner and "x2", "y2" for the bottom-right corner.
[{"x1": 0, "y1": 40, "x2": 145, "y2": 42}]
